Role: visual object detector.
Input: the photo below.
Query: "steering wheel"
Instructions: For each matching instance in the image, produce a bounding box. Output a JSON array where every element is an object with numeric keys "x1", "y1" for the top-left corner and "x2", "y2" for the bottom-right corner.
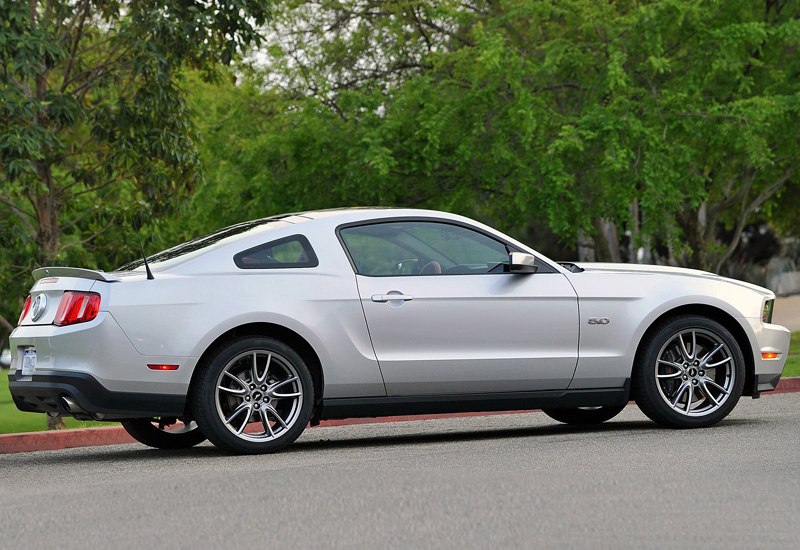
[{"x1": 419, "y1": 261, "x2": 442, "y2": 275}]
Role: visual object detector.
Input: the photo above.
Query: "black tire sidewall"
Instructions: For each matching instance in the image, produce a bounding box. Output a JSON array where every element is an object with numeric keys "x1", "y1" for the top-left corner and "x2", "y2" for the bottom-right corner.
[
  {"x1": 192, "y1": 336, "x2": 314, "y2": 454},
  {"x1": 541, "y1": 405, "x2": 626, "y2": 425},
  {"x1": 121, "y1": 419, "x2": 206, "y2": 449},
  {"x1": 634, "y1": 316, "x2": 745, "y2": 429}
]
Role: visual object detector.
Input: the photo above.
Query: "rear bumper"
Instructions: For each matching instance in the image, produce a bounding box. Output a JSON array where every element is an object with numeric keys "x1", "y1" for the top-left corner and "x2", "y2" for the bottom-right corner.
[
  {"x1": 8, "y1": 370, "x2": 186, "y2": 419},
  {"x1": 8, "y1": 312, "x2": 194, "y2": 394}
]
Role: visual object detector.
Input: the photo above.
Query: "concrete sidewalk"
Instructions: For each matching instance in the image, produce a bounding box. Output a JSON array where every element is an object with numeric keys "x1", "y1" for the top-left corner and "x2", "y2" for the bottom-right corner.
[{"x1": 774, "y1": 295, "x2": 800, "y2": 331}]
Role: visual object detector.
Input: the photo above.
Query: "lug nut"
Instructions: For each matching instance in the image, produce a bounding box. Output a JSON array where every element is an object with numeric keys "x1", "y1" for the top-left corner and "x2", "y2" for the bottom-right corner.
[
  {"x1": 683, "y1": 375, "x2": 688, "y2": 380},
  {"x1": 699, "y1": 370, "x2": 705, "y2": 377},
  {"x1": 261, "y1": 385, "x2": 267, "y2": 391},
  {"x1": 250, "y1": 384, "x2": 255, "y2": 390},
  {"x1": 245, "y1": 396, "x2": 250, "y2": 401}
]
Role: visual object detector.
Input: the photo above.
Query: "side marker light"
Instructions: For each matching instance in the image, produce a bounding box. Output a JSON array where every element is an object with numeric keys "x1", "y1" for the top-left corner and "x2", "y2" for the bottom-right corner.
[{"x1": 147, "y1": 364, "x2": 179, "y2": 371}]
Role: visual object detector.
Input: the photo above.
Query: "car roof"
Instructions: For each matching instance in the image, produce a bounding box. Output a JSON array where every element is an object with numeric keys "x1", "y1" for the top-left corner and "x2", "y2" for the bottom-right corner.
[{"x1": 117, "y1": 207, "x2": 467, "y2": 273}]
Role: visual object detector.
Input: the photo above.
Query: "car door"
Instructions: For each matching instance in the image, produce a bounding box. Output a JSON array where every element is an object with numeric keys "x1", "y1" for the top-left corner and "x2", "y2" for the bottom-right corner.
[{"x1": 339, "y1": 220, "x2": 579, "y2": 396}]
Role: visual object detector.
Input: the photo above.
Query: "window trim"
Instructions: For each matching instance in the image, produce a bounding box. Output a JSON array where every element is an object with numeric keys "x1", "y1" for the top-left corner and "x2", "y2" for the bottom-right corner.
[
  {"x1": 335, "y1": 217, "x2": 557, "y2": 277},
  {"x1": 233, "y1": 234, "x2": 319, "y2": 270}
]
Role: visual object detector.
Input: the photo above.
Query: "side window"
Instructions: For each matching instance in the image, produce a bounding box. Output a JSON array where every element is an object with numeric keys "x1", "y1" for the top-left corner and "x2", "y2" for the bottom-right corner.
[
  {"x1": 234, "y1": 235, "x2": 318, "y2": 269},
  {"x1": 339, "y1": 221, "x2": 511, "y2": 276}
]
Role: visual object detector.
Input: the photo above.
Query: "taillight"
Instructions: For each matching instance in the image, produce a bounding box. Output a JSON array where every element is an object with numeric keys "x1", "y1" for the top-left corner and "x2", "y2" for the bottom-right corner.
[
  {"x1": 54, "y1": 291, "x2": 101, "y2": 326},
  {"x1": 18, "y1": 295, "x2": 32, "y2": 325}
]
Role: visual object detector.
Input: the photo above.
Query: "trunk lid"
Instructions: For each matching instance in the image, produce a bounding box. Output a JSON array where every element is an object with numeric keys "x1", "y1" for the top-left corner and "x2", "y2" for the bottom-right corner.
[{"x1": 19, "y1": 267, "x2": 119, "y2": 326}]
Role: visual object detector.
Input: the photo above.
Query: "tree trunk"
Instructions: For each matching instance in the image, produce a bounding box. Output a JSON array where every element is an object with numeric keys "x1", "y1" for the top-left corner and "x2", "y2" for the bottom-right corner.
[
  {"x1": 35, "y1": 164, "x2": 60, "y2": 264},
  {"x1": 591, "y1": 217, "x2": 618, "y2": 262},
  {"x1": 679, "y1": 203, "x2": 709, "y2": 270},
  {"x1": 35, "y1": 163, "x2": 66, "y2": 430}
]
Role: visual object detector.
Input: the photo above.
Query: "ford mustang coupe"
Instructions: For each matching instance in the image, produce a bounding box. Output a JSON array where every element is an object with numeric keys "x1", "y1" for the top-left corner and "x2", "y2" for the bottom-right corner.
[{"x1": 8, "y1": 208, "x2": 791, "y2": 453}]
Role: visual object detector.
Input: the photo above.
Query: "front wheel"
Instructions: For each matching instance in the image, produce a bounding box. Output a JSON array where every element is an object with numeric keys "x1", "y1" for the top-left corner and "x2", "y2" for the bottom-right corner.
[
  {"x1": 633, "y1": 316, "x2": 745, "y2": 429},
  {"x1": 191, "y1": 336, "x2": 314, "y2": 454},
  {"x1": 121, "y1": 418, "x2": 206, "y2": 449},
  {"x1": 542, "y1": 405, "x2": 626, "y2": 425}
]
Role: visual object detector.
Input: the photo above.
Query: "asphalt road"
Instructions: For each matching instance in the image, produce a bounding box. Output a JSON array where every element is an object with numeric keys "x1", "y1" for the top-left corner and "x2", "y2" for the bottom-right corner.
[{"x1": 2, "y1": 394, "x2": 799, "y2": 550}]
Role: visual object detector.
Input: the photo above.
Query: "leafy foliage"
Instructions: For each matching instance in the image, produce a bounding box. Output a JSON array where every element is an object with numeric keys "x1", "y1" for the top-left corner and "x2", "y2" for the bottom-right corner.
[
  {"x1": 188, "y1": 0, "x2": 799, "y2": 270},
  {"x1": 0, "y1": 0, "x2": 271, "y2": 337}
]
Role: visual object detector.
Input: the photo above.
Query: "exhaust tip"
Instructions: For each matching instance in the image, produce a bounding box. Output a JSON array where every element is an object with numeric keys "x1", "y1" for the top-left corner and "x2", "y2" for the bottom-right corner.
[{"x1": 60, "y1": 396, "x2": 85, "y2": 414}]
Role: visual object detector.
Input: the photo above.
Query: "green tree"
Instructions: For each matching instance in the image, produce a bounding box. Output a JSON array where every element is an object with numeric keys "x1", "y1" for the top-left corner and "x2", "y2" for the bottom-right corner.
[
  {"x1": 188, "y1": 0, "x2": 798, "y2": 270},
  {"x1": 0, "y1": 0, "x2": 270, "y2": 426}
]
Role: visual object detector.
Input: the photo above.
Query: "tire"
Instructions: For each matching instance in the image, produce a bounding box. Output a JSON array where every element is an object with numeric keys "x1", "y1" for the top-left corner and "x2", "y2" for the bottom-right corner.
[
  {"x1": 191, "y1": 336, "x2": 314, "y2": 454},
  {"x1": 633, "y1": 315, "x2": 745, "y2": 429},
  {"x1": 542, "y1": 405, "x2": 626, "y2": 425},
  {"x1": 121, "y1": 418, "x2": 206, "y2": 449}
]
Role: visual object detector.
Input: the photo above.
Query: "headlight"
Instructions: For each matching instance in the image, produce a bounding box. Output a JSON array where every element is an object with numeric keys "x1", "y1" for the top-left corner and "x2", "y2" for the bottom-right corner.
[{"x1": 762, "y1": 299, "x2": 774, "y2": 324}]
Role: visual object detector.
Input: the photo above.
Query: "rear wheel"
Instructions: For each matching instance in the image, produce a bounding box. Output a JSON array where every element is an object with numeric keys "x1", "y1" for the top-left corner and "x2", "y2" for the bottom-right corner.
[
  {"x1": 542, "y1": 405, "x2": 626, "y2": 425},
  {"x1": 192, "y1": 336, "x2": 314, "y2": 454},
  {"x1": 633, "y1": 316, "x2": 745, "y2": 429},
  {"x1": 121, "y1": 418, "x2": 206, "y2": 449}
]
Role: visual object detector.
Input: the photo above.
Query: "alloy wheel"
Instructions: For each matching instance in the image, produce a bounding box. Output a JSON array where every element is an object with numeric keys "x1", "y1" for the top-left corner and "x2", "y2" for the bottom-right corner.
[
  {"x1": 214, "y1": 350, "x2": 304, "y2": 442},
  {"x1": 654, "y1": 328, "x2": 735, "y2": 417}
]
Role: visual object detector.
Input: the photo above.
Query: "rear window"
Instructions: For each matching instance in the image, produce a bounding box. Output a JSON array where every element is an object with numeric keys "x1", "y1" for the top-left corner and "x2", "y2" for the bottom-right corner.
[
  {"x1": 234, "y1": 235, "x2": 318, "y2": 269},
  {"x1": 117, "y1": 215, "x2": 293, "y2": 271}
]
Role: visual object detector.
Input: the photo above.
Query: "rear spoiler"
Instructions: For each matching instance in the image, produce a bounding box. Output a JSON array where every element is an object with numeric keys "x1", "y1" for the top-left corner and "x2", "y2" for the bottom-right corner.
[{"x1": 33, "y1": 267, "x2": 120, "y2": 283}]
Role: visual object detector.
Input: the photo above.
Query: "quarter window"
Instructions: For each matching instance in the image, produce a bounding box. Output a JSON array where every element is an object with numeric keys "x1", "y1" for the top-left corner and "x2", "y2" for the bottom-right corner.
[
  {"x1": 340, "y1": 222, "x2": 510, "y2": 276},
  {"x1": 234, "y1": 235, "x2": 318, "y2": 269}
]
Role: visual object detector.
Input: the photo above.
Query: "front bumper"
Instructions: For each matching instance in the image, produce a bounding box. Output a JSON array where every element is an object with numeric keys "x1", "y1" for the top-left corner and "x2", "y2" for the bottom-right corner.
[
  {"x1": 8, "y1": 370, "x2": 186, "y2": 419},
  {"x1": 748, "y1": 320, "x2": 791, "y2": 395}
]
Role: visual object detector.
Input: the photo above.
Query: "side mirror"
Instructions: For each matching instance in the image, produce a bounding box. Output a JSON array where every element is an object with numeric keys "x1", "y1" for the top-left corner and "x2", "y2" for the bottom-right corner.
[{"x1": 509, "y1": 252, "x2": 538, "y2": 274}]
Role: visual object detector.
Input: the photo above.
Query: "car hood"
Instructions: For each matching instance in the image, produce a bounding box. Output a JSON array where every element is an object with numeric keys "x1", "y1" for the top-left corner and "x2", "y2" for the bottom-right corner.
[{"x1": 575, "y1": 262, "x2": 774, "y2": 297}]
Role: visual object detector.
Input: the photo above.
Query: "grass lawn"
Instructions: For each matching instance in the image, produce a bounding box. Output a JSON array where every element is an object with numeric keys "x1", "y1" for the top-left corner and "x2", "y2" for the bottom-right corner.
[
  {"x1": 1, "y1": 332, "x2": 798, "y2": 435},
  {"x1": 784, "y1": 332, "x2": 800, "y2": 378},
  {"x1": 1, "y1": 371, "x2": 115, "y2": 434}
]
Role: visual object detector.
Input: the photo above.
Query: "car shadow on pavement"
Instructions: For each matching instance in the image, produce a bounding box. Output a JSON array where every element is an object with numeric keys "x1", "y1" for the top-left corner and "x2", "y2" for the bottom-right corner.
[
  {"x1": 289, "y1": 417, "x2": 762, "y2": 453},
  {"x1": 1, "y1": 417, "x2": 762, "y2": 465}
]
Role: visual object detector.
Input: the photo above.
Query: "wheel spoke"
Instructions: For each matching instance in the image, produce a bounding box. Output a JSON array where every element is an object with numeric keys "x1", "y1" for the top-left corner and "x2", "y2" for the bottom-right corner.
[
  {"x1": 702, "y1": 376, "x2": 729, "y2": 395},
  {"x1": 657, "y1": 369, "x2": 683, "y2": 379},
  {"x1": 225, "y1": 402, "x2": 251, "y2": 429},
  {"x1": 707, "y1": 356, "x2": 732, "y2": 368},
  {"x1": 218, "y1": 385, "x2": 246, "y2": 395},
  {"x1": 677, "y1": 334, "x2": 691, "y2": 361},
  {"x1": 236, "y1": 408, "x2": 252, "y2": 434},
  {"x1": 699, "y1": 380, "x2": 721, "y2": 406},
  {"x1": 272, "y1": 391, "x2": 301, "y2": 398},
  {"x1": 269, "y1": 376, "x2": 299, "y2": 398},
  {"x1": 263, "y1": 353, "x2": 272, "y2": 383},
  {"x1": 685, "y1": 384, "x2": 694, "y2": 412},
  {"x1": 223, "y1": 371, "x2": 247, "y2": 388},
  {"x1": 699, "y1": 343, "x2": 724, "y2": 368},
  {"x1": 251, "y1": 352, "x2": 260, "y2": 384},
  {"x1": 253, "y1": 353, "x2": 272, "y2": 384},
  {"x1": 264, "y1": 404, "x2": 288, "y2": 429},
  {"x1": 671, "y1": 382, "x2": 689, "y2": 407},
  {"x1": 260, "y1": 410, "x2": 275, "y2": 438}
]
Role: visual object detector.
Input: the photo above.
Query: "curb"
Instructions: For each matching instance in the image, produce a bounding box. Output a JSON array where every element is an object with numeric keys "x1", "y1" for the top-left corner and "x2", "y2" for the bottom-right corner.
[{"x1": 2, "y1": 377, "x2": 799, "y2": 455}]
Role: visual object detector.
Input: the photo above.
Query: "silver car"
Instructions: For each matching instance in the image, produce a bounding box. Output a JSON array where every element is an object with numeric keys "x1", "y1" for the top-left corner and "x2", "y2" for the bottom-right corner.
[{"x1": 8, "y1": 208, "x2": 791, "y2": 453}]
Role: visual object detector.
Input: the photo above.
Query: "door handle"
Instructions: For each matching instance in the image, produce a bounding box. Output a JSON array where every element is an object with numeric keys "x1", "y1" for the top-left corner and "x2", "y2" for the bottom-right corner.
[{"x1": 371, "y1": 294, "x2": 414, "y2": 303}]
